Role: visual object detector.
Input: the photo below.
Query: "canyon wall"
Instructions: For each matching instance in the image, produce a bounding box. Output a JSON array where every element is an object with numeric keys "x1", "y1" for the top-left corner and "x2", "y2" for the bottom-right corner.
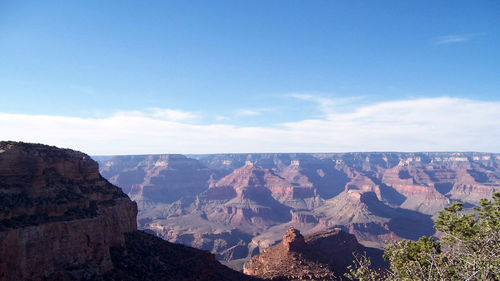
[
  {"x1": 98, "y1": 152, "x2": 500, "y2": 269},
  {"x1": 0, "y1": 142, "x2": 255, "y2": 281},
  {"x1": 0, "y1": 141, "x2": 137, "y2": 280}
]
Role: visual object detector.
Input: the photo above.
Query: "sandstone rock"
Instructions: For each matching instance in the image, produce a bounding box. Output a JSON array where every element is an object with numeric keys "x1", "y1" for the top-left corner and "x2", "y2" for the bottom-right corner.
[
  {"x1": 281, "y1": 227, "x2": 306, "y2": 251},
  {"x1": 0, "y1": 142, "x2": 256, "y2": 281},
  {"x1": 243, "y1": 227, "x2": 385, "y2": 281},
  {"x1": 0, "y1": 141, "x2": 137, "y2": 280}
]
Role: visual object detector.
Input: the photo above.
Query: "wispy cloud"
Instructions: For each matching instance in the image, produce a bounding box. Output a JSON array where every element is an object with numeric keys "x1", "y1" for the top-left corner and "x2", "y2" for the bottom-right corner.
[
  {"x1": 435, "y1": 34, "x2": 471, "y2": 45},
  {"x1": 148, "y1": 108, "x2": 198, "y2": 121},
  {"x1": 287, "y1": 93, "x2": 363, "y2": 116},
  {"x1": 1, "y1": 97, "x2": 499, "y2": 154},
  {"x1": 235, "y1": 108, "x2": 274, "y2": 117},
  {"x1": 215, "y1": 115, "x2": 229, "y2": 121},
  {"x1": 236, "y1": 109, "x2": 261, "y2": 116},
  {"x1": 114, "y1": 108, "x2": 198, "y2": 122}
]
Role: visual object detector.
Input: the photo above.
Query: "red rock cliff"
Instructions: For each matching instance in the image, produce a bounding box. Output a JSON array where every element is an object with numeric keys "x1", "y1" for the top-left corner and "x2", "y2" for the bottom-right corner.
[{"x1": 0, "y1": 141, "x2": 137, "y2": 280}]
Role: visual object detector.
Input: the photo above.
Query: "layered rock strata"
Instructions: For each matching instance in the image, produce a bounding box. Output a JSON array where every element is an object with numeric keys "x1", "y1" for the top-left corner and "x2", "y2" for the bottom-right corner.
[
  {"x1": 98, "y1": 152, "x2": 500, "y2": 270},
  {"x1": 0, "y1": 141, "x2": 137, "y2": 280},
  {"x1": 0, "y1": 142, "x2": 255, "y2": 281}
]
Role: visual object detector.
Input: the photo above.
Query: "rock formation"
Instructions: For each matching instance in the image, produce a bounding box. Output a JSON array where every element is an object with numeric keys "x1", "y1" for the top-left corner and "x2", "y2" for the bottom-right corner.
[
  {"x1": 99, "y1": 154, "x2": 217, "y2": 206},
  {"x1": 243, "y1": 227, "x2": 384, "y2": 280},
  {"x1": 0, "y1": 141, "x2": 137, "y2": 280},
  {"x1": 97, "y1": 152, "x2": 500, "y2": 270},
  {"x1": 0, "y1": 141, "x2": 255, "y2": 281}
]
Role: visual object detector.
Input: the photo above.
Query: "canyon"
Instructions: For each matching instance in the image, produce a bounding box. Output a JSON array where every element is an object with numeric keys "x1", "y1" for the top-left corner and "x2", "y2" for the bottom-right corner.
[
  {"x1": 0, "y1": 142, "x2": 254, "y2": 280},
  {"x1": 2, "y1": 142, "x2": 498, "y2": 279},
  {"x1": 97, "y1": 152, "x2": 500, "y2": 269}
]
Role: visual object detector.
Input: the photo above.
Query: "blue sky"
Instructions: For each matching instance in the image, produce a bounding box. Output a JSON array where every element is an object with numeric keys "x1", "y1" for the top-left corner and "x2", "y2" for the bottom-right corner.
[{"x1": 1, "y1": 1, "x2": 500, "y2": 154}]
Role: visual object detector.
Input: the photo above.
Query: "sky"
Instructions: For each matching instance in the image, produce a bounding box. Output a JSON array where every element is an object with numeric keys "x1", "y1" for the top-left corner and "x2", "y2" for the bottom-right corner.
[{"x1": 1, "y1": 1, "x2": 499, "y2": 154}]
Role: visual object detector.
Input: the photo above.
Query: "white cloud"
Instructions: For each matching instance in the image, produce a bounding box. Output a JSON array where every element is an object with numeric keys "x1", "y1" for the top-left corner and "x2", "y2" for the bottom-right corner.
[
  {"x1": 236, "y1": 109, "x2": 261, "y2": 116},
  {"x1": 287, "y1": 93, "x2": 363, "y2": 116},
  {"x1": 1, "y1": 97, "x2": 499, "y2": 154},
  {"x1": 148, "y1": 108, "x2": 198, "y2": 121},
  {"x1": 114, "y1": 108, "x2": 198, "y2": 122},
  {"x1": 234, "y1": 108, "x2": 274, "y2": 117},
  {"x1": 435, "y1": 34, "x2": 471, "y2": 45}
]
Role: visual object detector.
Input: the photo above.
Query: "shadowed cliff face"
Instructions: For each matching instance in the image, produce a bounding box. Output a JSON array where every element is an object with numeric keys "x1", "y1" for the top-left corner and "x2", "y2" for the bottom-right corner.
[
  {"x1": 105, "y1": 230, "x2": 258, "y2": 281},
  {"x1": 0, "y1": 141, "x2": 138, "y2": 280},
  {"x1": 0, "y1": 142, "x2": 256, "y2": 281},
  {"x1": 97, "y1": 152, "x2": 500, "y2": 270}
]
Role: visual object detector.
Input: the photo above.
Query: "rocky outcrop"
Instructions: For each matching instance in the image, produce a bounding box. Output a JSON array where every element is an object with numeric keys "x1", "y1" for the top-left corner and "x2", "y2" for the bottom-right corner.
[
  {"x1": 0, "y1": 142, "x2": 256, "y2": 281},
  {"x1": 243, "y1": 227, "x2": 384, "y2": 281},
  {"x1": 243, "y1": 227, "x2": 337, "y2": 280},
  {"x1": 0, "y1": 141, "x2": 137, "y2": 280},
  {"x1": 281, "y1": 227, "x2": 306, "y2": 251}
]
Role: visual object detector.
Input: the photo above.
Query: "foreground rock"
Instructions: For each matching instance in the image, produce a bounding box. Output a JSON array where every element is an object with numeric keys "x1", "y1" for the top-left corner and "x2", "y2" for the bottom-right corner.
[
  {"x1": 0, "y1": 141, "x2": 255, "y2": 281},
  {"x1": 243, "y1": 227, "x2": 385, "y2": 280}
]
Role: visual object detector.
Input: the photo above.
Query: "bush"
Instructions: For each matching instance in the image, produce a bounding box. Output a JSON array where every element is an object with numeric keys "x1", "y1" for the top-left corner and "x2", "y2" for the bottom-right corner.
[{"x1": 346, "y1": 193, "x2": 500, "y2": 281}]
